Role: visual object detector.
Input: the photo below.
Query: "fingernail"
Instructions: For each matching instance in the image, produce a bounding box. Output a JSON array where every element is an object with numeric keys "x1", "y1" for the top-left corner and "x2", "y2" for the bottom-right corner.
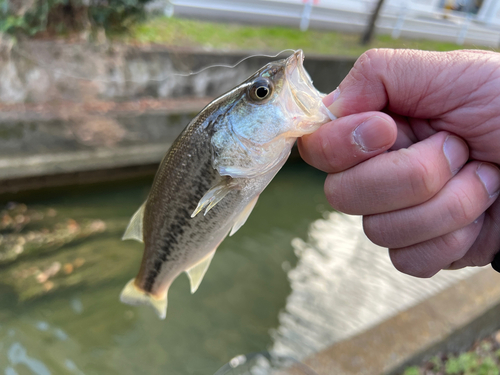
[
  {"x1": 322, "y1": 88, "x2": 340, "y2": 108},
  {"x1": 353, "y1": 116, "x2": 393, "y2": 152},
  {"x1": 476, "y1": 163, "x2": 500, "y2": 198},
  {"x1": 443, "y1": 136, "x2": 468, "y2": 175}
]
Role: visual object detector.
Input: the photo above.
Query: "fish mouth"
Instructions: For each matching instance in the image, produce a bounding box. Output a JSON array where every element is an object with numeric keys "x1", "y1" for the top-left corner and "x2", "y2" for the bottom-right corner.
[
  {"x1": 281, "y1": 49, "x2": 331, "y2": 135},
  {"x1": 285, "y1": 49, "x2": 318, "y2": 116},
  {"x1": 285, "y1": 50, "x2": 304, "y2": 77}
]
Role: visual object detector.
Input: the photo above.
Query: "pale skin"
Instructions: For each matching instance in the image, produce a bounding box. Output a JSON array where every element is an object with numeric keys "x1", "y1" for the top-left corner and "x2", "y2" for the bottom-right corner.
[{"x1": 298, "y1": 49, "x2": 500, "y2": 278}]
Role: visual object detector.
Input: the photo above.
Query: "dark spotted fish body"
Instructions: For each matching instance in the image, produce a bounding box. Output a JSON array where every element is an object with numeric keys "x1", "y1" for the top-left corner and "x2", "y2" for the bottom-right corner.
[{"x1": 120, "y1": 50, "x2": 331, "y2": 319}]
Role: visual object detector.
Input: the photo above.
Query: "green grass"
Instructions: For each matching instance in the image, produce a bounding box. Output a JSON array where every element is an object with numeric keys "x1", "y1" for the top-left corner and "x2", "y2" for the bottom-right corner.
[
  {"x1": 402, "y1": 333, "x2": 500, "y2": 375},
  {"x1": 120, "y1": 16, "x2": 498, "y2": 57}
]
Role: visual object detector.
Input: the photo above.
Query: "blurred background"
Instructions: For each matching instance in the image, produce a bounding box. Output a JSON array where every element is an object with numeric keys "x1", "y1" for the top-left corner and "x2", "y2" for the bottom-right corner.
[{"x1": 1, "y1": 1, "x2": 500, "y2": 374}]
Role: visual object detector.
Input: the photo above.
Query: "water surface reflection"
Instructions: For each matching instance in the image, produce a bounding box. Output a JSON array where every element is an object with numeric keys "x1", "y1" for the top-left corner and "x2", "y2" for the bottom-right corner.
[{"x1": 269, "y1": 212, "x2": 477, "y2": 362}]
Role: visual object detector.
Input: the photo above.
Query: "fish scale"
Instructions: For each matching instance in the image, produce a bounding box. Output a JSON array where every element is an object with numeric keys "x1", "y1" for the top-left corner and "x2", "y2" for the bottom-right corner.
[{"x1": 120, "y1": 50, "x2": 332, "y2": 319}]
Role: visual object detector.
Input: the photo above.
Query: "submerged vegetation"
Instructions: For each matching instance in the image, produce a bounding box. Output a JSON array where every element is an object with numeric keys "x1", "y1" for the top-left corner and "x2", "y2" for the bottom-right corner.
[
  {"x1": 124, "y1": 16, "x2": 497, "y2": 57},
  {"x1": 0, "y1": 201, "x2": 122, "y2": 301}
]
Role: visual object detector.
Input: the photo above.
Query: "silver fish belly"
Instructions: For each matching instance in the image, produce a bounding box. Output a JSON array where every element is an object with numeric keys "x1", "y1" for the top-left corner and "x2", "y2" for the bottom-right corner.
[{"x1": 120, "y1": 50, "x2": 331, "y2": 319}]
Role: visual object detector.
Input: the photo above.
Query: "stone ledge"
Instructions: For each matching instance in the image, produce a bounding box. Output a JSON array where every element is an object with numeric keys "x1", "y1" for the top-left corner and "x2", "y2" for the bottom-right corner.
[{"x1": 0, "y1": 98, "x2": 207, "y2": 193}]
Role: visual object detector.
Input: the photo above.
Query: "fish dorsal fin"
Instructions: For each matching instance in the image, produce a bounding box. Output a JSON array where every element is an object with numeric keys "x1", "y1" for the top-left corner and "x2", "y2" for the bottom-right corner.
[
  {"x1": 191, "y1": 179, "x2": 238, "y2": 218},
  {"x1": 122, "y1": 202, "x2": 146, "y2": 242},
  {"x1": 229, "y1": 195, "x2": 259, "y2": 236},
  {"x1": 120, "y1": 278, "x2": 168, "y2": 320},
  {"x1": 185, "y1": 251, "x2": 215, "y2": 294}
]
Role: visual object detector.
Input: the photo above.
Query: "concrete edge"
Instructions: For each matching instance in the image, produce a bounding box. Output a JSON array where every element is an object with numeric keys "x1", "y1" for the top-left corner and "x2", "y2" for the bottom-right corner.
[
  {"x1": 287, "y1": 268, "x2": 500, "y2": 375},
  {"x1": 0, "y1": 144, "x2": 169, "y2": 194},
  {"x1": 0, "y1": 163, "x2": 160, "y2": 196},
  {"x1": 0, "y1": 144, "x2": 169, "y2": 180}
]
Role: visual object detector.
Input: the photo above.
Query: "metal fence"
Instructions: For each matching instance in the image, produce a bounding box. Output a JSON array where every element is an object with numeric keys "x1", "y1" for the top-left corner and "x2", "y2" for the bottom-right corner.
[{"x1": 169, "y1": 0, "x2": 500, "y2": 47}]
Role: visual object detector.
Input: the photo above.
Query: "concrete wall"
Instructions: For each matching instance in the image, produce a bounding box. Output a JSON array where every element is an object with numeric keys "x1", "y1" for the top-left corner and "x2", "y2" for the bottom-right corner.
[
  {"x1": 0, "y1": 41, "x2": 355, "y2": 191},
  {"x1": 0, "y1": 41, "x2": 354, "y2": 104}
]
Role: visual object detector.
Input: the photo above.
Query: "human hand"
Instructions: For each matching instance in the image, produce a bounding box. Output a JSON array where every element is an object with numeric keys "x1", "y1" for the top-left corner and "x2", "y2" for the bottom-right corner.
[{"x1": 299, "y1": 49, "x2": 500, "y2": 277}]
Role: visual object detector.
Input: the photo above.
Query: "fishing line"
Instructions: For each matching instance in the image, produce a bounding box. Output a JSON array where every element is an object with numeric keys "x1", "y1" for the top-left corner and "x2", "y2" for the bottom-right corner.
[
  {"x1": 169, "y1": 49, "x2": 298, "y2": 78},
  {"x1": 11, "y1": 45, "x2": 298, "y2": 85}
]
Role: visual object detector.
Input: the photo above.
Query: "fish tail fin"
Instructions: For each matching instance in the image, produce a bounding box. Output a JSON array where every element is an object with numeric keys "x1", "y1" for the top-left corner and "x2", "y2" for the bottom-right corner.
[{"x1": 120, "y1": 278, "x2": 168, "y2": 320}]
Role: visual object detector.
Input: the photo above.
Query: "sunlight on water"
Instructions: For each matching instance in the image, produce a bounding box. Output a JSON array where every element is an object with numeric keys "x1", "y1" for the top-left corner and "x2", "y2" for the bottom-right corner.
[
  {"x1": 269, "y1": 213, "x2": 477, "y2": 362},
  {"x1": 7, "y1": 342, "x2": 51, "y2": 375}
]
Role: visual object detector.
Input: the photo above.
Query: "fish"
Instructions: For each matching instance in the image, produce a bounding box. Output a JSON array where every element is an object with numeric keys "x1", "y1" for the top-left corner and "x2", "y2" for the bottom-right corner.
[{"x1": 120, "y1": 50, "x2": 332, "y2": 319}]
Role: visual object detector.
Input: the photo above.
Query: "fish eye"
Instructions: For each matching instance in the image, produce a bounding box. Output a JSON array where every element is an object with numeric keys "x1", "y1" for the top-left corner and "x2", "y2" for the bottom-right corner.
[
  {"x1": 249, "y1": 78, "x2": 273, "y2": 102},
  {"x1": 256, "y1": 86, "x2": 269, "y2": 99}
]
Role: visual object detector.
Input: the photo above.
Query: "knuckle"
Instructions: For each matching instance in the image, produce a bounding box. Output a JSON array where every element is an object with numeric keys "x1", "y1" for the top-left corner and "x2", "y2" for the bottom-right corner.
[
  {"x1": 396, "y1": 149, "x2": 441, "y2": 199},
  {"x1": 408, "y1": 157, "x2": 440, "y2": 198},
  {"x1": 446, "y1": 188, "x2": 476, "y2": 226},
  {"x1": 438, "y1": 230, "x2": 466, "y2": 257},
  {"x1": 350, "y1": 50, "x2": 379, "y2": 84},
  {"x1": 352, "y1": 49, "x2": 395, "y2": 81}
]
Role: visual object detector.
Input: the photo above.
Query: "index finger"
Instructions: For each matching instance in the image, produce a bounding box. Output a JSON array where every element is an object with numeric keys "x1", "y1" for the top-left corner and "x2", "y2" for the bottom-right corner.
[{"x1": 326, "y1": 49, "x2": 500, "y2": 119}]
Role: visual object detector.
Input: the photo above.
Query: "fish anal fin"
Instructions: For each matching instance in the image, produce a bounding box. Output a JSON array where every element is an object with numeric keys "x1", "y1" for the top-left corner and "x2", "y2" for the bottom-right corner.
[
  {"x1": 229, "y1": 195, "x2": 259, "y2": 236},
  {"x1": 122, "y1": 202, "x2": 146, "y2": 243},
  {"x1": 185, "y1": 251, "x2": 215, "y2": 294},
  {"x1": 191, "y1": 179, "x2": 238, "y2": 218},
  {"x1": 120, "y1": 278, "x2": 168, "y2": 320}
]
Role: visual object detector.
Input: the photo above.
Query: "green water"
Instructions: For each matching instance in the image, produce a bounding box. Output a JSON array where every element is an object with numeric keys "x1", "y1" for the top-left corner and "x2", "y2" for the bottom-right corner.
[{"x1": 0, "y1": 162, "x2": 329, "y2": 375}]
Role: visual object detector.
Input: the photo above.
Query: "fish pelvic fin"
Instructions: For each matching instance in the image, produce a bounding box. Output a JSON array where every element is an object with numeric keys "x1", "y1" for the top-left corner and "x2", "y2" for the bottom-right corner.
[
  {"x1": 122, "y1": 202, "x2": 146, "y2": 242},
  {"x1": 185, "y1": 251, "x2": 215, "y2": 294},
  {"x1": 230, "y1": 195, "x2": 259, "y2": 236},
  {"x1": 120, "y1": 278, "x2": 168, "y2": 320},
  {"x1": 191, "y1": 179, "x2": 239, "y2": 218}
]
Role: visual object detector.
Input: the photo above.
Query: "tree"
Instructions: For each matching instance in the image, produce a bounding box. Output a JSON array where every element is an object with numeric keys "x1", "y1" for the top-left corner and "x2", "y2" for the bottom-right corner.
[
  {"x1": 0, "y1": 0, "x2": 153, "y2": 37},
  {"x1": 360, "y1": 0, "x2": 386, "y2": 45}
]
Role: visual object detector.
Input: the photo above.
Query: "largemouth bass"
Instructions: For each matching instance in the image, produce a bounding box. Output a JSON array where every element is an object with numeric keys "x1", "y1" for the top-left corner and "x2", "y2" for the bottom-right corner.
[{"x1": 120, "y1": 50, "x2": 332, "y2": 319}]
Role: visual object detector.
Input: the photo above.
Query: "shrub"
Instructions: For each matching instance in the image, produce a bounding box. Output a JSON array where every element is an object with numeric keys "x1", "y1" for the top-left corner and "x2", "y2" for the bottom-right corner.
[{"x1": 0, "y1": 0, "x2": 153, "y2": 37}]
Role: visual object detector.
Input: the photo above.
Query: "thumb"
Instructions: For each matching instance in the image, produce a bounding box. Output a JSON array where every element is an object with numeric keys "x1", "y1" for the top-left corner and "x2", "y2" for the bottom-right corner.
[{"x1": 324, "y1": 48, "x2": 498, "y2": 119}]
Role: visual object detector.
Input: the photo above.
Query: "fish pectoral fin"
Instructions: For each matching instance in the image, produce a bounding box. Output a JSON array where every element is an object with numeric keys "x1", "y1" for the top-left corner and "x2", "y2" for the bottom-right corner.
[
  {"x1": 191, "y1": 179, "x2": 239, "y2": 218},
  {"x1": 122, "y1": 202, "x2": 146, "y2": 243},
  {"x1": 120, "y1": 278, "x2": 168, "y2": 320},
  {"x1": 229, "y1": 195, "x2": 259, "y2": 236},
  {"x1": 185, "y1": 251, "x2": 215, "y2": 294}
]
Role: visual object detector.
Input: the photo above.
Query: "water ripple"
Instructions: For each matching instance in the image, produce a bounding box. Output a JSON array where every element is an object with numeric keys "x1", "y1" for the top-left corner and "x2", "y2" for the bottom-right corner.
[
  {"x1": 7, "y1": 342, "x2": 51, "y2": 375},
  {"x1": 270, "y1": 212, "x2": 478, "y2": 361}
]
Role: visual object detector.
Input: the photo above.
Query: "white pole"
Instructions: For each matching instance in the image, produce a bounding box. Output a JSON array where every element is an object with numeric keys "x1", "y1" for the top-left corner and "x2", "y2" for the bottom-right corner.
[
  {"x1": 457, "y1": 12, "x2": 472, "y2": 45},
  {"x1": 392, "y1": 0, "x2": 408, "y2": 39},
  {"x1": 300, "y1": 0, "x2": 314, "y2": 31}
]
